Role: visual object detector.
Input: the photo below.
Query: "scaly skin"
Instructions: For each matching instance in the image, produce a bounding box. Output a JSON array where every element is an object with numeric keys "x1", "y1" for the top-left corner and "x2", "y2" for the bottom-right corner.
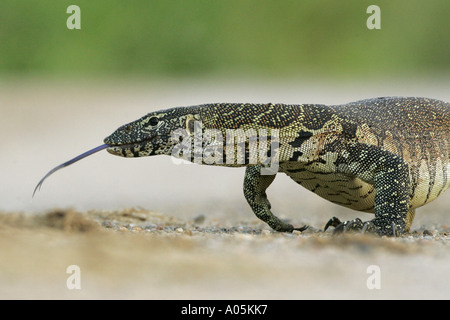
[{"x1": 104, "y1": 97, "x2": 449, "y2": 236}]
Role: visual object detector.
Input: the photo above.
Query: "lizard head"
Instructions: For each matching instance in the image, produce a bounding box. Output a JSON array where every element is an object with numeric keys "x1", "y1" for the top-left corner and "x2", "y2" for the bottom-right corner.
[
  {"x1": 33, "y1": 106, "x2": 202, "y2": 196},
  {"x1": 104, "y1": 107, "x2": 200, "y2": 158}
]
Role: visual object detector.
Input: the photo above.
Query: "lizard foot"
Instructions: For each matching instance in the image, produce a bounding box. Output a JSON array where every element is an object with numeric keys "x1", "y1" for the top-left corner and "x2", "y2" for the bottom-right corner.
[
  {"x1": 324, "y1": 217, "x2": 377, "y2": 235},
  {"x1": 275, "y1": 222, "x2": 309, "y2": 233}
]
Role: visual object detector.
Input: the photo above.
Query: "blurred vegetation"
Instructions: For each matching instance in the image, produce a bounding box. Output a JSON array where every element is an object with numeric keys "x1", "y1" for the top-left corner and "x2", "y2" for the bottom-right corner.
[{"x1": 0, "y1": 0, "x2": 448, "y2": 78}]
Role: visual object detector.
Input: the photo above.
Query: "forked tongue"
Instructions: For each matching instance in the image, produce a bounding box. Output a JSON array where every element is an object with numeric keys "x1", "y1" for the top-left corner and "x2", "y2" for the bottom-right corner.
[{"x1": 33, "y1": 144, "x2": 110, "y2": 197}]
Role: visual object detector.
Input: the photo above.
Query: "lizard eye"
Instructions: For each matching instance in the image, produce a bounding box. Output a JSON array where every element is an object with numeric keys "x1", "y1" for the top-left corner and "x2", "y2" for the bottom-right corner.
[{"x1": 148, "y1": 116, "x2": 159, "y2": 127}]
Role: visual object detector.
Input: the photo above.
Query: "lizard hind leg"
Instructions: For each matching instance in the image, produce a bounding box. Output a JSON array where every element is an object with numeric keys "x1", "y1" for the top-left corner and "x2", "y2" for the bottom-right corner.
[
  {"x1": 243, "y1": 165, "x2": 308, "y2": 232},
  {"x1": 325, "y1": 144, "x2": 412, "y2": 237}
]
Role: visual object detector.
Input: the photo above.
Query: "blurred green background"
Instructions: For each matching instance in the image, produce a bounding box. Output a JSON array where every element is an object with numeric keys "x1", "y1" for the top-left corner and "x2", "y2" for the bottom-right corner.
[{"x1": 0, "y1": 0, "x2": 449, "y2": 79}]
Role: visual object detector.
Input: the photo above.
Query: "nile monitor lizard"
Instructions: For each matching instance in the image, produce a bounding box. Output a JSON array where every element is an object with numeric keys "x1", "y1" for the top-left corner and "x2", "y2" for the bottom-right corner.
[{"x1": 34, "y1": 97, "x2": 449, "y2": 236}]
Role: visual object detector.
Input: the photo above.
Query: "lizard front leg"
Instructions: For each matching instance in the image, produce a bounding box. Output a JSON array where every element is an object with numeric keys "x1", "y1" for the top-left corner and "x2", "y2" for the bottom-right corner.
[{"x1": 243, "y1": 165, "x2": 308, "y2": 232}]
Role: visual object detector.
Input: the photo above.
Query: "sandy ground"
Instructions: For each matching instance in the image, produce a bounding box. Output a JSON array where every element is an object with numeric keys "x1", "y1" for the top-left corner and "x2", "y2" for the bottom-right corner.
[{"x1": 0, "y1": 78, "x2": 449, "y2": 299}]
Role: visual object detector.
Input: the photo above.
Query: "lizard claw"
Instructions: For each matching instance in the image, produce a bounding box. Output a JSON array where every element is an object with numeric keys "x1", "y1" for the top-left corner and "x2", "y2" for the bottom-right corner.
[
  {"x1": 324, "y1": 217, "x2": 342, "y2": 231},
  {"x1": 361, "y1": 221, "x2": 377, "y2": 234},
  {"x1": 325, "y1": 217, "x2": 404, "y2": 237},
  {"x1": 273, "y1": 222, "x2": 308, "y2": 233},
  {"x1": 293, "y1": 225, "x2": 309, "y2": 232},
  {"x1": 324, "y1": 217, "x2": 376, "y2": 235},
  {"x1": 334, "y1": 218, "x2": 364, "y2": 234}
]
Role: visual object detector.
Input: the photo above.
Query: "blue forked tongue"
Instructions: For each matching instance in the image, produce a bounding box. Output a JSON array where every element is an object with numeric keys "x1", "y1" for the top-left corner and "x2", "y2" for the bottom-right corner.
[{"x1": 33, "y1": 144, "x2": 110, "y2": 197}]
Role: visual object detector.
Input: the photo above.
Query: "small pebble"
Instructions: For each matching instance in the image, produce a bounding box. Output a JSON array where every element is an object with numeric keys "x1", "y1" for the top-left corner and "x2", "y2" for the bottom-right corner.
[
  {"x1": 236, "y1": 233, "x2": 253, "y2": 241},
  {"x1": 176, "y1": 227, "x2": 184, "y2": 233},
  {"x1": 193, "y1": 215, "x2": 205, "y2": 224},
  {"x1": 102, "y1": 221, "x2": 114, "y2": 228}
]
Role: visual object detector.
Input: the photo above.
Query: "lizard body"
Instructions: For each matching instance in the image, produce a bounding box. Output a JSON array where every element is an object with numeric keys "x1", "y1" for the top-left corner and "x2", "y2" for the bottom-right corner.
[
  {"x1": 35, "y1": 97, "x2": 449, "y2": 236},
  {"x1": 103, "y1": 97, "x2": 449, "y2": 236}
]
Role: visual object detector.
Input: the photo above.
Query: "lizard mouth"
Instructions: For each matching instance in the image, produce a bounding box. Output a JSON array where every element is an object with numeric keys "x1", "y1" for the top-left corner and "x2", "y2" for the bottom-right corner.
[
  {"x1": 105, "y1": 135, "x2": 152, "y2": 148},
  {"x1": 106, "y1": 139, "x2": 154, "y2": 157}
]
